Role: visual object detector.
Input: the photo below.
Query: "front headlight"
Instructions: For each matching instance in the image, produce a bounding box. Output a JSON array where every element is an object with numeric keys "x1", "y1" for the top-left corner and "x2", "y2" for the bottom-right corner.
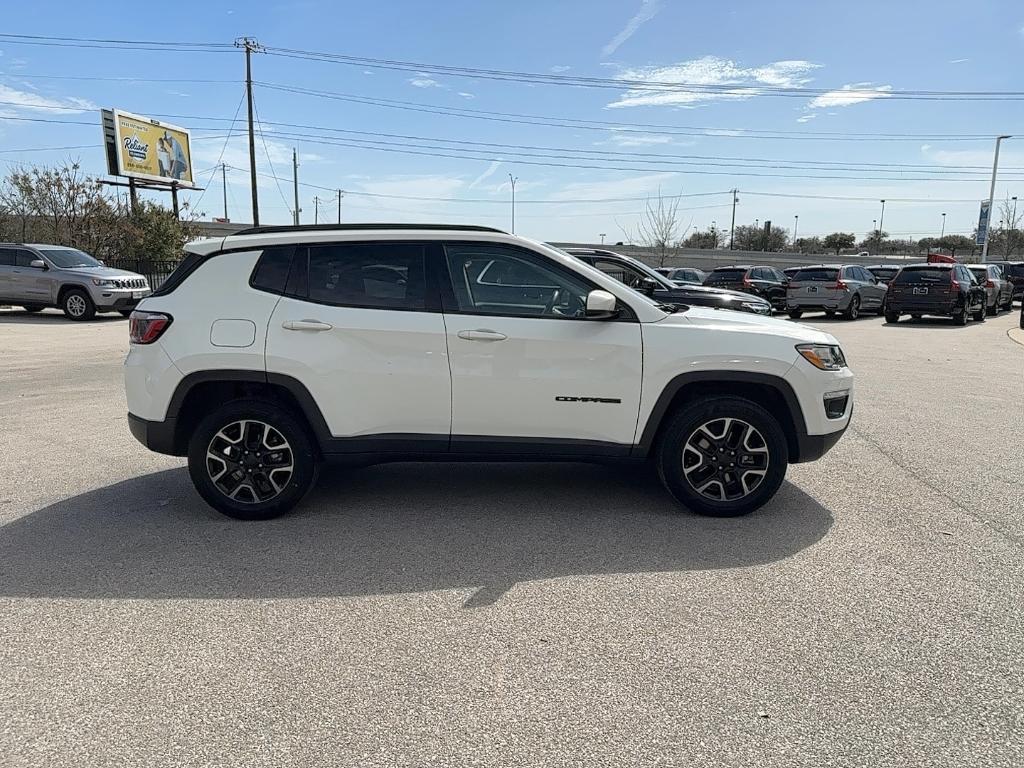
[
  {"x1": 796, "y1": 343, "x2": 847, "y2": 371},
  {"x1": 743, "y1": 301, "x2": 771, "y2": 315},
  {"x1": 91, "y1": 278, "x2": 115, "y2": 287}
]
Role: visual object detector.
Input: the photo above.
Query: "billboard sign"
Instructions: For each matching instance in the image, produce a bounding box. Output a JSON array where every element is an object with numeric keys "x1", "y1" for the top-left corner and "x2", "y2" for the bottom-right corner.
[
  {"x1": 976, "y1": 200, "x2": 990, "y2": 246},
  {"x1": 106, "y1": 109, "x2": 194, "y2": 187}
]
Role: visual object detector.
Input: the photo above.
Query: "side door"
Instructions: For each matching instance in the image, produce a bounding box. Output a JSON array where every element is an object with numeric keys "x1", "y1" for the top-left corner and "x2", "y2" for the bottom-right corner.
[
  {"x1": 440, "y1": 241, "x2": 643, "y2": 453},
  {"x1": 12, "y1": 249, "x2": 53, "y2": 303},
  {"x1": 852, "y1": 266, "x2": 878, "y2": 307},
  {"x1": 264, "y1": 240, "x2": 453, "y2": 451}
]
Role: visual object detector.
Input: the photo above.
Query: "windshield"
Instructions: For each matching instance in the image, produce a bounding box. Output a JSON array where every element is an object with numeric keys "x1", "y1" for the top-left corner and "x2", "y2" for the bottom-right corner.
[{"x1": 40, "y1": 248, "x2": 102, "y2": 268}]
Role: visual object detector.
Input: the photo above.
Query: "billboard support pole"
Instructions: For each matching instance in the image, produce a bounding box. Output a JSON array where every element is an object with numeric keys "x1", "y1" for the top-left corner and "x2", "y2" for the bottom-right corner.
[
  {"x1": 128, "y1": 178, "x2": 138, "y2": 214},
  {"x1": 171, "y1": 182, "x2": 180, "y2": 219}
]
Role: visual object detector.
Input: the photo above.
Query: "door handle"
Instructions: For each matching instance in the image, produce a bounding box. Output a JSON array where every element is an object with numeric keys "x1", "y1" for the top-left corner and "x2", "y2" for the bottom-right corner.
[
  {"x1": 457, "y1": 329, "x2": 508, "y2": 341},
  {"x1": 282, "y1": 320, "x2": 333, "y2": 332}
]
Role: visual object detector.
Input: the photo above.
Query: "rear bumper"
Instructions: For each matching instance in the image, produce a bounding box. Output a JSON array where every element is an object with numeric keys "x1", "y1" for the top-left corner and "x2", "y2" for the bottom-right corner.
[
  {"x1": 886, "y1": 300, "x2": 957, "y2": 316},
  {"x1": 127, "y1": 412, "x2": 181, "y2": 455}
]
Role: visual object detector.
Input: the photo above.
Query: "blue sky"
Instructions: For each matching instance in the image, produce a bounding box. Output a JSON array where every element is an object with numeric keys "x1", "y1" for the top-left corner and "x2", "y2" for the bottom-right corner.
[{"x1": 1, "y1": 0, "x2": 1023, "y2": 243}]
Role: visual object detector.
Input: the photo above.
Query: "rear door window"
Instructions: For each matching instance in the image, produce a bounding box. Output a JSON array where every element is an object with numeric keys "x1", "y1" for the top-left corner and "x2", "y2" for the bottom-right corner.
[
  {"x1": 0, "y1": 248, "x2": 15, "y2": 267},
  {"x1": 306, "y1": 242, "x2": 429, "y2": 310}
]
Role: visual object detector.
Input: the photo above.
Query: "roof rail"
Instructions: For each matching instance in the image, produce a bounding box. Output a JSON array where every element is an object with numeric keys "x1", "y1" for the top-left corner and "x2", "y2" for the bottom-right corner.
[{"x1": 230, "y1": 223, "x2": 506, "y2": 236}]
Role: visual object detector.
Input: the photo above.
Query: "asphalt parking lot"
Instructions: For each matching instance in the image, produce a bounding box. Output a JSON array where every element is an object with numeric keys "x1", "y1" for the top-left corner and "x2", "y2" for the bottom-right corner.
[{"x1": 1, "y1": 308, "x2": 1022, "y2": 767}]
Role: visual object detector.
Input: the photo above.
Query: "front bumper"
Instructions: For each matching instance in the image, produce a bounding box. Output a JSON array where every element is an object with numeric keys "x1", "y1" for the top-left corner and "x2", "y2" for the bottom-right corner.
[{"x1": 95, "y1": 288, "x2": 152, "y2": 310}]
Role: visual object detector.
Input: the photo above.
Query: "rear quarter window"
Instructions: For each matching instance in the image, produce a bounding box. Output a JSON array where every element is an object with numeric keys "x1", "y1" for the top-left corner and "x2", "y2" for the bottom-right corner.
[{"x1": 249, "y1": 246, "x2": 296, "y2": 295}]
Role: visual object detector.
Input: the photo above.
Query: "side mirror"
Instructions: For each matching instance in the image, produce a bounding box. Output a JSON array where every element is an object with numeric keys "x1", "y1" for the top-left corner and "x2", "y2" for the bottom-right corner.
[
  {"x1": 585, "y1": 289, "x2": 619, "y2": 319},
  {"x1": 29, "y1": 259, "x2": 47, "y2": 270},
  {"x1": 638, "y1": 277, "x2": 659, "y2": 297}
]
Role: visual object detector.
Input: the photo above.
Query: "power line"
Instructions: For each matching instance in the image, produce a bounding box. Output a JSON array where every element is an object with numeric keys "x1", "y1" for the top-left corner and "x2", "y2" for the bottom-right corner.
[
  {"x1": 251, "y1": 89, "x2": 294, "y2": 217},
  {"x1": 0, "y1": 33, "x2": 233, "y2": 53},
  {"x1": 261, "y1": 46, "x2": 1024, "y2": 102},
  {"x1": 257, "y1": 82, "x2": 1006, "y2": 142},
  {"x1": 0, "y1": 73, "x2": 237, "y2": 84},
  {"x1": 0, "y1": 143, "x2": 100, "y2": 154},
  {"x1": 190, "y1": 88, "x2": 248, "y2": 211}
]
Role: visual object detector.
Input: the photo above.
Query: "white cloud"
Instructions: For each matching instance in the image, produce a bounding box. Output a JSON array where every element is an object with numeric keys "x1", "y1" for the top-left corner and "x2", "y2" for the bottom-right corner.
[
  {"x1": 409, "y1": 73, "x2": 442, "y2": 89},
  {"x1": 796, "y1": 113, "x2": 817, "y2": 123},
  {"x1": 550, "y1": 65, "x2": 571, "y2": 73},
  {"x1": 0, "y1": 84, "x2": 96, "y2": 115},
  {"x1": 607, "y1": 57, "x2": 821, "y2": 108},
  {"x1": 469, "y1": 160, "x2": 502, "y2": 190},
  {"x1": 807, "y1": 83, "x2": 892, "y2": 109},
  {"x1": 606, "y1": 131, "x2": 674, "y2": 147},
  {"x1": 948, "y1": 58, "x2": 969, "y2": 64},
  {"x1": 603, "y1": 0, "x2": 664, "y2": 57},
  {"x1": 457, "y1": 91, "x2": 475, "y2": 99}
]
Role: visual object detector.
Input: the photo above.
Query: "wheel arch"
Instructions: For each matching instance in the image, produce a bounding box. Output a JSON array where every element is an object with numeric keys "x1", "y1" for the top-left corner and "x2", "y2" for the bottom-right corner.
[
  {"x1": 57, "y1": 282, "x2": 90, "y2": 304},
  {"x1": 166, "y1": 370, "x2": 331, "y2": 456},
  {"x1": 634, "y1": 372, "x2": 807, "y2": 463}
]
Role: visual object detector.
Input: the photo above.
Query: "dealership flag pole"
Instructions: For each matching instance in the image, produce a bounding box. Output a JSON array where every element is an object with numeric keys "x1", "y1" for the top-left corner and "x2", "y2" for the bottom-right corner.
[
  {"x1": 981, "y1": 135, "x2": 1011, "y2": 264},
  {"x1": 292, "y1": 148, "x2": 300, "y2": 226},
  {"x1": 221, "y1": 163, "x2": 228, "y2": 221},
  {"x1": 235, "y1": 37, "x2": 262, "y2": 227}
]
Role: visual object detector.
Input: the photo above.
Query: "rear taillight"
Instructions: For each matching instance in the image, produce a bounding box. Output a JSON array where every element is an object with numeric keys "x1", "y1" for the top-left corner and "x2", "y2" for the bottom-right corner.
[
  {"x1": 985, "y1": 279, "x2": 995, "y2": 288},
  {"x1": 129, "y1": 311, "x2": 173, "y2": 344},
  {"x1": 742, "y1": 275, "x2": 752, "y2": 287},
  {"x1": 831, "y1": 279, "x2": 848, "y2": 291},
  {"x1": 950, "y1": 274, "x2": 960, "y2": 292}
]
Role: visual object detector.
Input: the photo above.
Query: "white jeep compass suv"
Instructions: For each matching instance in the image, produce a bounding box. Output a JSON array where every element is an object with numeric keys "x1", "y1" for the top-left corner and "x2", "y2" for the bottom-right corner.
[{"x1": 125, "y1": 224, "x2": 852, "y2": 520}]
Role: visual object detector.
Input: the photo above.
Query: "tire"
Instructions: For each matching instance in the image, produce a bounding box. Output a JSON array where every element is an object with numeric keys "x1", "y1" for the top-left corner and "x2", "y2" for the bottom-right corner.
[
  {"x1": 824, "y1": 310, "x2": 836, "y2": 318},
  {"x1": 986, "y1": 298, "x2": 997, "y2": 317},
  {"x1": 787, "y1": 309, "x2": 803, "y2": 319},
  {"x1": 656, "y1": 396, "x2": 788, "y2": 517},
  {"x1": 955, "y1": 303, "x2": 969, "y2": 325},
  {"x1": 911, "y1": 314, "x2": 922, "y2": 320},
  {"x1": 119, "y1": 310, "x2": 133, "y2": 318},
  {"x1": 21, "y1": 305, "x2": 44, "y2": 313},
  {"x1": 843, "y1": 294, "x2": 861, "y2": 320},
  {"x1": 885, "y1": 311, "x2": 900, "y2": 324},
  {"x1": 61, "y1": 288, "x2": 95, "y2": 321},
  {"x1": 973, "y1": 301, "x2": 986, "y2": 322},
  {"x1": 187, "y1": 399, "x2": 319, "y2": 520}
]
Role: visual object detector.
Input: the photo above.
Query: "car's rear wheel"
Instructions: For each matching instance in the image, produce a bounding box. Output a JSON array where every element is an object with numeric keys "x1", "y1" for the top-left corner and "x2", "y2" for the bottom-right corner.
[
  {"x1": 955, "y1": 303, "x2": 969, "y2": 325},
  {"x1": 656, "y1": 396, "x2": 788, "y2": 517},
  {"x1": 844, "y1": 294, "x2": 861, "y2": 320},
  {"x1": 824, "y1": 310, "x2": 836, "y2": 318},
  {"x1": 61, "y1": 289, "x2": 95, "y2": 321},
  {"x1": 885, "y1": 311, "x2": 900, "y2": 323},
  {"x1": 973, "y1": 301, "x2": 986, "y2": 322},
  {"x1": 986, "y1": 298, "x2": 998, "y2": 316},
  {"x1": 787, "y1": 309, "x2": 803, "y2": 319},
  {"x1": 187, "y1": 400, "x2": 319, "y2": 520}
]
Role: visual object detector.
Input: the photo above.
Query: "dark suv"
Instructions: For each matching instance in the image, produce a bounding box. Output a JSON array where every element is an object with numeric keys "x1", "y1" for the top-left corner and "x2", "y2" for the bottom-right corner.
[
  {"x1": 884, "y1": 264, "x2": 986, "y2": 325},
  {"x1": 703, "y1": 265, "x2": 789, "y2": 311},
  {"x1": 989, "y1": 262, "x2": 1024, "y2": 303}
]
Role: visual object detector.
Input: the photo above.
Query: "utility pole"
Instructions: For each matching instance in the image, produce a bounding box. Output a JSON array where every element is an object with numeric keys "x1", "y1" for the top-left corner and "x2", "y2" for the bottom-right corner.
[
  {"x1": 729, "y1": 189, "x2": 738, "y2": 250},
  {"x1": 313, "y1": 196, "x2": 321, "y2": 224},
  {"x1": 337, "y1": 189, "x2": 343, "y2": 224},
  {"x1": 508, "y1": 173, "x2": 517, "y2": 234},
  {"x1": 940, "y1": 212, "x2": 946, "y2": 239},
  {"x1": 981, "y1": 136, "x2": 1012, "y2": 263},
  {"x1": 235, "y1": 37, "x2": 262, "y2": 226},
  {"x1": 221, "y1": 163, "x2": 228, "y2": 221},
  {"x1": 877, "y1": 199, "x2": 886, "y2": 252},
  {"x1": 292, "y1": 148, "x2": 300, "y2": 225}
]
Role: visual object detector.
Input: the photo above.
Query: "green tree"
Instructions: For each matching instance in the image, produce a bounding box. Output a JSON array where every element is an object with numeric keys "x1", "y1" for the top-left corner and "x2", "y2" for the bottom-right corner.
[
  {"x1": 822, "y1": 232, "x2": 855, "y2": 255},
  {"x1": 792, "y1": 236, "x2": 822, "y2": 254},
  {"x1": 937, "y1": 234, "x2": 974, "y2": 259},
  {"x1": 732, "y1": 223, "x2": 789, "y2": 251}
]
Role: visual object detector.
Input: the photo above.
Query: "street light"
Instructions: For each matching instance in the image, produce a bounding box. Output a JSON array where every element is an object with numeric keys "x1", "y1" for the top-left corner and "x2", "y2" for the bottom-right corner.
[
  {"x1": 877, "y1": 199, "x2": 886, "y2": 252},
  {"x1": 793, "y1": 214, "x2": 799, "y2": 242},
  {"x1": 599, "y1": 233, "x2": 606, "y2": 244},
  {"x1": 940, "y1": 212, "x2": 946, "y2": 239},
  {"x1": 981, "y1": 135, "x2": 1012, "y2": 263},
  {"x1": 508, "y1": 173, "x2": 518, "y2": 234}
]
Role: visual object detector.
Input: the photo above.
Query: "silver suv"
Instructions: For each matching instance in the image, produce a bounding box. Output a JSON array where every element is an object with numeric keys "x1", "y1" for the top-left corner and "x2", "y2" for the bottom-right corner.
[
  {"x1": 786, "y1": 264, "x2": 887, "y2": 320},
  {"x1": 0, "y1": 243, "x2": 151, "y2": 320}
]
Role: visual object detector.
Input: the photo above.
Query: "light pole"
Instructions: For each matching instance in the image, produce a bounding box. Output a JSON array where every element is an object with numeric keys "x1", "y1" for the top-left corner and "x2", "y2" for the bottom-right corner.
[
  {"x1": 508, "y1": 173, "x2": 518, "y2": 234},
  {"x1": 793, "y1": 214, "x2": 799, "y2": 243},
  {"x1": 940, "y1": 212, "x2": 946, "y2": 239},
  {"x1": 981, "y1": 135, "x2": 1012, "y2": 263},
  {"x1": 711, "y1": 220, "x2": 718, "y2": 248},
  {"x1": 877, "y1": 199, "x2": 886, "y2": 252},
  {"x1": 599, "y1": 233, "x2": 606, "y2": 244},
  {"x1": 1012, "y1": 196, "x2": 1020, "y2": 256},
  {"x1": 729, "y1": 189, "x2": 739, "y2": 250}
]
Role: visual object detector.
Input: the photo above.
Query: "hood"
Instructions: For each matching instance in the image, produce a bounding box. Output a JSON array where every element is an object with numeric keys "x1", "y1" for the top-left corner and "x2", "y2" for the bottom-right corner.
[
  {"x1": 662, "y1": 284, "x2": 768, "y2": 304},
  {"x1": 59, "y1": 266, "x2": 146, "y2": 280},
  {"x1": 657, "y1": 305, "x2": 837, "y2": 345}
]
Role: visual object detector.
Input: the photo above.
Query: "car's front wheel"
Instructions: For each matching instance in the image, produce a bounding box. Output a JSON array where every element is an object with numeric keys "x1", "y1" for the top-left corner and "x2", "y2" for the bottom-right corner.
[
  {"x1": 656, "y1": 396, "x2": 788, "y2": 517},
  {"x1": 788, "y1": 309, "x2": 803, "y2": 319},
  {"x1": 21, "y1": 305, "x2": 44, "y2": 313},
  {"x1": 61, "y1": 288, "x2": 95, "y2": 321},
  {"x1": 187, "y1": 400, "x2": 319, "y2": 520}
]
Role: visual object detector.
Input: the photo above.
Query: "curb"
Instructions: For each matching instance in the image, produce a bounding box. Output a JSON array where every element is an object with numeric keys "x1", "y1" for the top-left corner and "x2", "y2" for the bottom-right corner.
[{"x1": 1008, "y1": 328, "x2": 1024, "y2": 347}]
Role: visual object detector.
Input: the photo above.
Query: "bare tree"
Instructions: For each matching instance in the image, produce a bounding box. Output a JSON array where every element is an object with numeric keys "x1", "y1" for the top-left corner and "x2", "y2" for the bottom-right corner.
[
  {"x1": 998, "y1": 195, "x2": 1022, "y2": 258},
  {"x1": 618, "y1": 190, "x2": 688, "y2": 266}
]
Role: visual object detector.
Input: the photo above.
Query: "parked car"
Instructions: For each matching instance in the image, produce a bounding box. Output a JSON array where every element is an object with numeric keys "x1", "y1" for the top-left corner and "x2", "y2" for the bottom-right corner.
[
  {"x1": 884, "y1": 264, "x2": 986, "y2": 325},
  {"x1": 786, "y1": 264, "x2": 887, "y2": 320},
  {"x1": 988, "y1": 261, "x2": 1024, "y2": 303},
  {"x1": 126, "y1": 223, "x2": 852, "y2": 520},
  {"x1": 655, "y1": 266, "x2": 707, "y2": 285},
  {"x1": 783, "y1": 267, "x2": 803, "y2": 279},
  {"x1": 0, "y1": 243, "x2": 150, "y2": 320},
  {"x1": 564, "y1": 248, "x2": 771, "y2": 315},
  {"x1": 967, "y1": 264, "x2": 1014, "y2": 315},
  {"x1": 703, "y1": 265, "x2": 789, "y2": 311},
  {"x1": 866, "y1": 264, "x2": 902, "y2": 285}
]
